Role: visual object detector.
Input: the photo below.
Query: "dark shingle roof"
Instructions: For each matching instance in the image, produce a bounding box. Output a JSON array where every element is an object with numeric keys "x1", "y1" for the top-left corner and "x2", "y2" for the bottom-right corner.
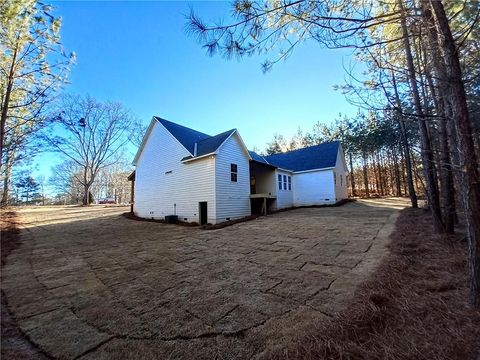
[
  {"x1": 156, "y1": 117, "x2": 238, "y2": 159},
  {"x1": 264, "y1": 141, "x2": 340, "y2": 172},
  {"x1": 196, "y1": 129, "x2": 235, "y2": 156},
  {"x1": 248, "y1": 151, "x2": 270, "y2": 165},
  {"x1": 155, "y1": 117, "x2": 340, "y2": 170},
  {"x1": 155, "y1": 117, "x2": 210, "y2": 154}
]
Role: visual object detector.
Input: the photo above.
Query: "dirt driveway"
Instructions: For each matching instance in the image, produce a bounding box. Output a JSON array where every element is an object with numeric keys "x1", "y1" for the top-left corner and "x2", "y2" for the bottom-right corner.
[{"x1": 2, "y1": 199, "x2": 408, "y2": 359}]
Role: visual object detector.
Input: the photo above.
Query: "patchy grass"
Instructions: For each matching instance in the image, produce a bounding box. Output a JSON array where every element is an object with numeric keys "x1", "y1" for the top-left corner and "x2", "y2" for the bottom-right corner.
[{"x1": 262, "y1": 208, "x2": 480, "y2": 360}]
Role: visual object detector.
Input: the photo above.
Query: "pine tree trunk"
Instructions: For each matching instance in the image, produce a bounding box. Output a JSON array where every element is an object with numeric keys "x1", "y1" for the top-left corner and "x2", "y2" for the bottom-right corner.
[
  {"x1": 392, "y1": 72, "x2": 417, "y2": 207},
  {"x1": 0, "y1": 44, "x2": 18, "y2": 174},
  {"x1": 393, "y1": 149, "x2": 402, "y2": 196},
  {"x1": 378, "y1": 153, "x2": 385, "y2": 196},
  {"x1": 426, "y1": 67, "x2": 456, "y2": 233},
  {"x1": 1, "y1": 157, "x2": 11, "y2": 205},
  {"x1": 373, "y1": 156, "x2": 380, "y2": 194},
  {"x1": 349, "y1": 152, "x2": 356, "y2": 196},
  {"x1": 422, "y1": 1, "x2": 457, "y2": 234},
  {"x1": 398, "y1": 0, "x2": 443, "y2": 231},
  {"x1": 401, "y1": 152, "x2": 408, "y2": 195},
  {"x1": 363, "y1": 155, "x2": 370, "y2": 198},
  {"x1": 427, "y1": 0, "x2": 480, "y2": 307}
]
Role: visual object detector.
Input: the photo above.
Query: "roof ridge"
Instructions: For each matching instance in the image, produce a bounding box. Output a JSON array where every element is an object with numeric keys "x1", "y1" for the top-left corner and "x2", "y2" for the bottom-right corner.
[
  {"x1": 154, "y1": 116, "x2": 211, "y2": 154},
  {"x1": 154, "y1": 116, "x2": 211, "y2": 137},
  {"x1": 263, "y1": 141, "x2": 340, "y2": 172},
  {"x1": 264, "y1": 140, "x2": 339, "y2": 158},
  {"x1": 196, "y1": 129, "x2": 236, "y2": 144}
]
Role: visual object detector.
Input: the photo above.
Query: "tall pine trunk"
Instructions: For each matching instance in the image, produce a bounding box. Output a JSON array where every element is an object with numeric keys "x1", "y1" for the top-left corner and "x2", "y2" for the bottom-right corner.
[
  {"x1": 425, "y1": 64, "x2": 456, "y2": 233},
  {"x1": 392, "y1": 72, "x2": 417, "y2": 207},
  {"x1": 1, "y1": 156, "x2": 11, "y2": 205},
  {"x1": 362, "y1": 155, "x2": 370, "y2": 198},
  {"x1": 398, "y1": 0, "x2": 443, "y2": 231},
  {"x1": 393, "y1": 148, "x2": 402, "y2": 196},
  {"x1": 349, "y1": 152, "x2": 356, "y2": 196},
  {"x1": 427, "y1": 0, "x2": 480, "y2": 307},
  {"x1": 0, "y1": 43, "x2": 18, "y2": 174}
]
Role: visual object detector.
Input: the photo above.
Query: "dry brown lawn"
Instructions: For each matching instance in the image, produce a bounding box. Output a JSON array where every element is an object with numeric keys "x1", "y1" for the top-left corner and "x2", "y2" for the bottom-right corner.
[{"x1": 2, "y1": 200, "x2": 407, "y2": 359}]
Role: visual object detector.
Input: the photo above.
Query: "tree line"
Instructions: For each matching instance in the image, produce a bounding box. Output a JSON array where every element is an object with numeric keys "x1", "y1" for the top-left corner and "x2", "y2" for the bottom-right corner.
[
  {"x1": 188, "y1": 0, "x2": 480, "y2": 307},
  {"x1": 264, "y1": 110, "x2": 424, "y2": 200}
]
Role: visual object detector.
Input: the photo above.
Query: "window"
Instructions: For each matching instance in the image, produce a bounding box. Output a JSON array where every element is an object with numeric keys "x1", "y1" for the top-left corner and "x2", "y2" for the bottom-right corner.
[
  {"x1": 231, "y1": 163, "x2": 237, "y2": 182},
  {"x1": 340, "y1": 174, "x2": 343, "y2": 186},
  {"x1": 334, "y1": 172, "x2": 337, "y2": 185},
  {"x1": 278, "y1": 174, "x2": 282, "y2": 190},
  {"x1": 283, "y1": 175, "x2": 287, "y2": 190},
  {"x1": 288, "y1": 176, "x2": 292, "y2": 191}
]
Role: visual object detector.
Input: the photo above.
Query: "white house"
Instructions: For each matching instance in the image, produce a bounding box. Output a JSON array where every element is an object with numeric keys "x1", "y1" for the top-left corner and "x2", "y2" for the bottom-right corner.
[{"x1": 131, "y1": 117, "x2": 348, "y2": 224}]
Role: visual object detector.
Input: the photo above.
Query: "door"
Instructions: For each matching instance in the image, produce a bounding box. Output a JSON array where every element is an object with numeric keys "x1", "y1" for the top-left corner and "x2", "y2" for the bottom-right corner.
[{"x1": 199, "y1": 202, "x2": 207, "y2": 225}]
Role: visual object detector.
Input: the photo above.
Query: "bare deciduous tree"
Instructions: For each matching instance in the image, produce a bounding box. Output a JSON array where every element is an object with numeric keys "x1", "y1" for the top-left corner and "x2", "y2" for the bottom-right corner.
[{"x1": 47, "y1": 95, "x2": 134, "y2": 205}]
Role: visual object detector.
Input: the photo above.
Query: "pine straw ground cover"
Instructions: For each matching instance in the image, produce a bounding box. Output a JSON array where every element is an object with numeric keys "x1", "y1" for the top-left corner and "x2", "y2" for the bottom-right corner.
[{"x1": 263, "y1": 207, "x2": 480, "y2": 360}]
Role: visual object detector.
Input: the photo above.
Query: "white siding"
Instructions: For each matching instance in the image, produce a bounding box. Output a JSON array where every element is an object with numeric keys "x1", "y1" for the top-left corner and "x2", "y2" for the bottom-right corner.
[
  {"x1": 333, "y1": 146, "x2": 348, "y2": 200},
  {"x1": 134, "y1": 122, "x2": 217, "y2": 223},
  {"x1": 274, "y1": 170, "x2": 294, "y2": 209},
  {"x1": 214, "y1": 133, "x2": 251, "y2": 221},
  {"x1": 293, "y1": 170, "x2": 336, "y2": 206}
]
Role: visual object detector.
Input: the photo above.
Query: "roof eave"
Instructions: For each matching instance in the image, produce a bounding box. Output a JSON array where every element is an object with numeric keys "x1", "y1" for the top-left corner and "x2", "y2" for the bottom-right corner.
[
  {"x1": 132, "y1": 117, "x2": 158, "y2": 166},
  {"x1": 293, "y1": 166, "x2": 335, "y2": 174},
  {"x1": 276, "y1": 167, "x2": 294, "y2": 173},
  {"x1": 250, "y1": 159, "x2": 277, "y2": 169},
  {"x1": 181, "y1": 152, "x2": 217, "y2": 163}
]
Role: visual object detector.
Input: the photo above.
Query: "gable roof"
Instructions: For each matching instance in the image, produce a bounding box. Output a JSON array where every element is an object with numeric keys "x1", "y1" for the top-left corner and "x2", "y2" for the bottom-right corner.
[
  {"x1": 248, "y1": 150, "x2": 270, "y2": 165},
  {"x1": 264, "y1": 141, "x2": 340, "y2": 172},
  {"x1": 196, "y1": 129, "x2": 236, "y2": 156},
  {"x1": 154, "y1": 117, "x2": 250, "y2": 162},
  {"x1": 155, "y1": 117, "x2": 210, "y2": 154}
]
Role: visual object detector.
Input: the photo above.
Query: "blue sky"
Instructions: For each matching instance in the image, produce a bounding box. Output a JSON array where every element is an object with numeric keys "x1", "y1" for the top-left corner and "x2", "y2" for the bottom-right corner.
[{"x1": 35, "y1": 1, "x2": 359, "y2": 184}]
